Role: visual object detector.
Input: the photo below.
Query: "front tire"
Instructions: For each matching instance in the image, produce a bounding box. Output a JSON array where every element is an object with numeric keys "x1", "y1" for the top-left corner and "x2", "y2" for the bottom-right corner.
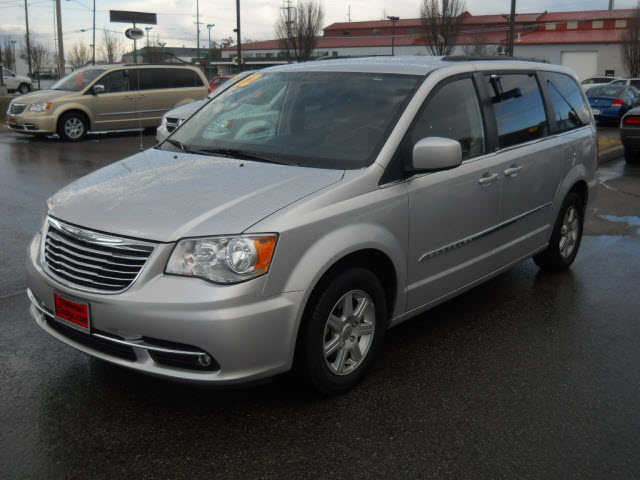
[
  {"x1": 18, "y1": 83, "x2": 30, "y2": 94},
  {"x1": 57, "y1": 112, "x2": 88, "y2": 141},
  {"x1": 297, "y1": 267, "x2": 387, "y2": 394},
  {"x1": 533, "y1": 192, "x2": 584, "y2": 271}
]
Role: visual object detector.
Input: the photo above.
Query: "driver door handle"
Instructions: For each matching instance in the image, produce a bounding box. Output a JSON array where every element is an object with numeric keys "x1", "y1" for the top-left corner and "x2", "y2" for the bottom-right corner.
[
  {"x1": 478, "y1": 173, "x2": 499, "y2": 185},
  {"x1": 504, "y1": 166, "x2": 522, "y2": 177}
]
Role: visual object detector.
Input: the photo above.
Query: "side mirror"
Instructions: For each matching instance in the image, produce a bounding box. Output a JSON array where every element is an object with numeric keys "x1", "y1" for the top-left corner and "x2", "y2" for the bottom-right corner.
[
  {"x1": 93, "y1": 84, "x2": 105, "y2": 95},
  {"x1": 411, "y1": 137, "x2": 462, "y2": 172}
]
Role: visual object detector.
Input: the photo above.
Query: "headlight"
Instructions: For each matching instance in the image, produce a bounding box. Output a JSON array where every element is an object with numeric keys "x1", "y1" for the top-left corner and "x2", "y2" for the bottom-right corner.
[
  {"x1": 165, "y1": 234, "x2": 278, "y2": 284},
  {"x1": 29, "y1": 102, "x2": 51, "y2": 112}
]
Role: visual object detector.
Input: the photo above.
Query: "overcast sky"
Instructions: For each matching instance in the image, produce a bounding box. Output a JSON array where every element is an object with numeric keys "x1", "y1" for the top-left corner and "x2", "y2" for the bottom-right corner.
[{"x1": 0, "y1": 0, "x2": 637, "y2": 52}]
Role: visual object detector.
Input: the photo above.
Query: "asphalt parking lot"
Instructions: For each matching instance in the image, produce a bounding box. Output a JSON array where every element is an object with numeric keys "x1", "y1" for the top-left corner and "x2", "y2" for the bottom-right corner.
[{"x1": 1, "y1": 129, "x2": 639, "y2": 479}]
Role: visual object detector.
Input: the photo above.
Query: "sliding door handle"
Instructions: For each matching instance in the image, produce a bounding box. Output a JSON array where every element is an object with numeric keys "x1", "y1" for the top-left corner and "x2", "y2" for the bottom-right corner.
[{"x1": 504, "y1": 166, "x2": 522, "y2": 177}]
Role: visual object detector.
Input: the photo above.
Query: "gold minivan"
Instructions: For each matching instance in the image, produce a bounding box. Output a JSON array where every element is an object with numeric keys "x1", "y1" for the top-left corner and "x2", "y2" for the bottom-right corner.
[{"x1": 6, "y1": 64, "x2": 209, "y2": 141}]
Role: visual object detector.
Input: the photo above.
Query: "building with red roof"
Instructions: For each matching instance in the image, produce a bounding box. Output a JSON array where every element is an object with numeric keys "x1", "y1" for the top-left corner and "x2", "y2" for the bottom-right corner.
[{"x1": 216, "y1": 9, "x2": 634, "y2": 80}]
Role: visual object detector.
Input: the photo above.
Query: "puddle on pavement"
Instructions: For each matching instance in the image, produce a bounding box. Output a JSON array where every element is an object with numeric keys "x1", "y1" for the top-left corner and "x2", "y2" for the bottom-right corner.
[{"x1": 599, "y1": 215, "x2": 640, "y2": 234}]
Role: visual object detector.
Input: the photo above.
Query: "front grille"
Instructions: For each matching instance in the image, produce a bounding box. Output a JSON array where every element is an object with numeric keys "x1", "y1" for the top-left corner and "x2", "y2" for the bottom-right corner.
[
  {"x1": 9, "y1": 103, "x2": 27, "y2": 115},
  {"x1": 165, "y1": 117, "x2": 181, "y2": 133},
  {"x1": 43, "y1": 218, "x2": 154, "y2": 294}
]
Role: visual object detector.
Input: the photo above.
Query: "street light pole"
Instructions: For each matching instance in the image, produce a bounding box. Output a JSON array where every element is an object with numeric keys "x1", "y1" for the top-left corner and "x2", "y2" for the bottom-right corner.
[
  {"x1": 207, "y1": 24, "x2": 215, "y2": 80},
  {"x1": 145, "y1": 27, "x2": 153, "y2": 47},
  {"x1": 387, "y1": 16, "x2": 399, "y2": 56},
  {"x1": 11, "y1": 40, "x2": 17, "y2": 71},
  {"x1": 160, "y1": 42, "x2": 167, "y2": 62},
  {"x1": 196, "y1": 0, "x2": 200, "y2": 63}
]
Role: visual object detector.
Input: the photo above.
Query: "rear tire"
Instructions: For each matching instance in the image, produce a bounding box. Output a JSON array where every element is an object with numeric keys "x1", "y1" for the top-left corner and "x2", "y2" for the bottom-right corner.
[
  {"x1": 296, "y1": 267, "x2": 387, "y2": 395},
  {"x1": 624, "y1": 146, "x2": 640, "y2": 165},
  {"x1": 533, "y1": 192, "x2": 584, "y2": 271},
  {"x1": 57, "y1": 112, "x2": 88, "y2": 142}
]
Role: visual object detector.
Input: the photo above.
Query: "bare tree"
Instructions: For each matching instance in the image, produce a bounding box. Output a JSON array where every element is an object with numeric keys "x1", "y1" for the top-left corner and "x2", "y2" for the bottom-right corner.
[
  {"x1": 21, "y1": 40, "x2": 49, "y2": 88},
  {"x1": 622, "y1": 8, "x2": 640, "y2": 76},
  {"x1": 69, "y1": 41, "x2": 91, "y2": 70},
  {"x1": 98, "y1": 29, "x2": 123, "y2": 64},
  {"x1": 275, "y1": 0, "x2": 325, "y2": 62},
  {"x1": 218, "y1": 37, "x2": 234, "y2": 49},
  {"x1": 420, "y1": 0, "x2": 466, "y2": 56},
  {"x1": 462, "y1": 32, "x2": 499, "y2": 56},
  {"x1": 3, "y1": 39, "x2": 16, "y2": 71}
]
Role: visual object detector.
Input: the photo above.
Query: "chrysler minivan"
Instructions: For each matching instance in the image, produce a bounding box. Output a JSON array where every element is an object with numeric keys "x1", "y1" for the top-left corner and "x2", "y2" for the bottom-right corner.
[
  {"x1": 26, "y1": 57, "x2": 598, "y2": 393},
  {"x1": 7, "y1": 64, "x2": 208, "y2": 141}
]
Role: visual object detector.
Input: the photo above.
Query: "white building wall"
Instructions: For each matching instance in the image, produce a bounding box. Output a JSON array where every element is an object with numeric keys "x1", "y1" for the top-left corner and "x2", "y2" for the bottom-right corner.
[{"x1": 513, "y1": 43, "x2": 626, "y2": 78}]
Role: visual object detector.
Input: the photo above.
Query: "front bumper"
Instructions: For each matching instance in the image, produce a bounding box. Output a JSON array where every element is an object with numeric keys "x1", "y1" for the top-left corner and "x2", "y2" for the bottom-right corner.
[
  {"x1": 7, "y1": 112, "x2": 56, "y2": 133},
  {"x1": 26, "y1": 232, "x2": 305, "y2": 384}
]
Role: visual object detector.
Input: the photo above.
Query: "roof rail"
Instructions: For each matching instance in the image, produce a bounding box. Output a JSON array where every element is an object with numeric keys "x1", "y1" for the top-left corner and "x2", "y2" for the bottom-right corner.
[
  {"x1": 442, "y1": 55, "x2": 549, "y2": 64},
  {"x1": 123, "y1": 63, "x2": 192, "y2": 67}
]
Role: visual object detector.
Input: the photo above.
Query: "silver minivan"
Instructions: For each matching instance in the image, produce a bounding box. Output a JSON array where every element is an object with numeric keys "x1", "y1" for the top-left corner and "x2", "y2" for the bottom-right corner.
[{"x1": 26, "y1": 57, "x2": 598, "y2": 393}]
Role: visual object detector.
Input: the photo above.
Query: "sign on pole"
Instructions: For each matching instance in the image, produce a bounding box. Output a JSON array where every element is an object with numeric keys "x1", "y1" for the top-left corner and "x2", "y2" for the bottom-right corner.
[{"x1": 110, "y1": 11, "x2": 157, "y2": 25}]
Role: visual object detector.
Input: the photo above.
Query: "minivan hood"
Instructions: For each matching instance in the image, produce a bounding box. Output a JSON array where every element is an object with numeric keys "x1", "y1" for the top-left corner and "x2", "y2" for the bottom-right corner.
[
  {"x1": 47, "y1": 149, "x2": 344, "y2": 242},
  {"x1": 13, "y1": 89, "x2": 74, "y2": 104},
  {"x1": 166, "y1": 99, "x2": 207, "y2": 120}
]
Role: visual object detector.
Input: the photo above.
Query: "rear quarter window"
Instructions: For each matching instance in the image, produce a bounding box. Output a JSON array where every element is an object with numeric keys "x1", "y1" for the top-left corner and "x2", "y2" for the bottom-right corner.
[{"x1": 544, "y1": 72, "x2": 591, "y2": 132}]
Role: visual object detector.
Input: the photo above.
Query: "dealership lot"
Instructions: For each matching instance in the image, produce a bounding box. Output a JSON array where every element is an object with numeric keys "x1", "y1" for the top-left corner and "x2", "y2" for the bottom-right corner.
[{"x1": 1, "y1": 130, "x2": 639, "y2": 479}]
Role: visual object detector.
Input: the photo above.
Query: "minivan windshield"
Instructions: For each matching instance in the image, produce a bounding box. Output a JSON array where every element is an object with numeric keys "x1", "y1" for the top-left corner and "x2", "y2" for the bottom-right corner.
[
  {"x1": 51, "y1": 68, "x2": 106, "y2": 91},
  {"x1": 164, "y1": 71, "x2": 422, "y2": 169}
]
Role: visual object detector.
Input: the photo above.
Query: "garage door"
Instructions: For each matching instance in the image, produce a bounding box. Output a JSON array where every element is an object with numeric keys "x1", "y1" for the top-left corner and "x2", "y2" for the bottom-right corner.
[{"x1": 561, "y1": 51, "x2": 598, "y2": 80}]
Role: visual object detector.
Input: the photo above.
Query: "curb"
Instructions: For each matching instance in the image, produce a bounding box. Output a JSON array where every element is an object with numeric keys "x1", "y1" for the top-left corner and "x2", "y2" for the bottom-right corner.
[{"x1": 600, "y1": 145, "x2": 623, "y2": 164}]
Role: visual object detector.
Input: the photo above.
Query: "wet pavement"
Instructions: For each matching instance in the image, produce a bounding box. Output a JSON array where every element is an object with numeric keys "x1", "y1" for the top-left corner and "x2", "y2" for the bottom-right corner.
[{"x1": 1, "y1": 131, "x2": 639, "y2": 479}]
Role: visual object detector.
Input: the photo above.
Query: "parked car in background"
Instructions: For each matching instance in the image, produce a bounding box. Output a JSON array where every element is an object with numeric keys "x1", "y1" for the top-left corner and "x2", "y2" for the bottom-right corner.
[
  {"x1": 586, "y1": 84, "x2": 640, "y2": 124},
  {"x1": 26, "y1": 57, "x2": 598, "y2": 394},
  {"x1": 157, "y1": 71, "x2": 253, "y2": 143},
  {"x1": 609, "y1": 78, "x2": 640, "y2": 88},
  {"x1": 209, "y1": 75, "x2": 232, "y2": 93},
  {"x1": 6, "y1": 64, "x2": 208, "y2": 141},
  {"x1": 580, "y1": 76, "x2": 618, "y2": 91},
  {"x1": 619, "y1": 108, "x2": 640, "y2": 164},
  {"x1": 2, "y1": 68, "x2": 32, "y2": 94}
]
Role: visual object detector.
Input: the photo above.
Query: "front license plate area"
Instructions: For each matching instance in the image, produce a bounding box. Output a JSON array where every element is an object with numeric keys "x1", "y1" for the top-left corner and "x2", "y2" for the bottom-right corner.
[
  {"x1": 592, "y1": 109, "x2": 601, "y2": 115},
  {"x1": 54, "y1": 293, "x2": 90, "y2": 333}
]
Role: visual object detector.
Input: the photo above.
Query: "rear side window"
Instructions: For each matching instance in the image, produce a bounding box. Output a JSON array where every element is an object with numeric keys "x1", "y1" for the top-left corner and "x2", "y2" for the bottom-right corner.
[
  {"x1": 486, "y1": 73, "x2": 548, "y2": 148},
  {"x1": 631, "y1": 80, "x2": 640, "y2": 89},
  {"x1": 131, "y1": 68, "x2": 204, "y2": 90},
  {"x1": 544, "y1": 72, "x2": 590, "y2": 132},
  {"x1": 407, "y1": 77, "x2": 486, "y2": 161},
  {"x1": 167, "y1": 69, "x2": 205, "y2": 88}
]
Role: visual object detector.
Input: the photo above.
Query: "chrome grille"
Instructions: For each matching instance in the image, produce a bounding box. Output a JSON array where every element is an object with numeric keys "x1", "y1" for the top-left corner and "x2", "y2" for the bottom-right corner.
[
  {"x1": 9, "y1": 103, "x2": 27, "y2": 115},
  {"x1": 165, "y1": 117, "x2": 181, "y2": 133},
  {"x1": 43, "y1": 218, "x2": 154, "y2": 294}
]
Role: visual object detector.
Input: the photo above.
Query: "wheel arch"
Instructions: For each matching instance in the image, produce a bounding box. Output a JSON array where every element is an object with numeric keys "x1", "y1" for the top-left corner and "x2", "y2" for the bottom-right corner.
[{"x1": 56, "y1": 107, "x2": 93, "y2": 131}]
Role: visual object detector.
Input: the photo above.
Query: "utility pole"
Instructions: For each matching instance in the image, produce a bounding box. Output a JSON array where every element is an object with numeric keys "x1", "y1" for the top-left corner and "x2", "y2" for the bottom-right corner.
[
  {"x1": 608, "y1": 0, "x2": 614, "y2": 10},
  {"x1": 282, "y1": 0, "x2": 294, "y2": 63},
  {"x1": 235, "y1": 0, "x2": 242, "y2": 72},
  {"x1": 56, "y1": 0, "x2": 65, "y2": 76},
  {"x1": 507, "y1": 0, "x2": 516, "y2": 57},
  {"x1": 92, "y1": 0, "x2": 95, "y2": 64},
  {"x1": 145, "y1": 27, "x2": 153, "y2": 47},
  {"x1": 196, "y1": 0, "x2": 200, "y2": 62},
  {"x1": 348, "y1": 5, "x2": 351, "y2": 22},
  {"x1": 24, "y1": 0, "x2": 32, "y2": 76}
]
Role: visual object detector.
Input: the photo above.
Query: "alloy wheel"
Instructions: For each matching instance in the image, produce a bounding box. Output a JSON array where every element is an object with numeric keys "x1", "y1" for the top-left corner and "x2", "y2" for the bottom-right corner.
[
  {"x1": 323, "y1": 289, "x2": 375, "y2": 376},
  {"x1": 559, "y1": 205, "x2": 579, "y2": 258}
]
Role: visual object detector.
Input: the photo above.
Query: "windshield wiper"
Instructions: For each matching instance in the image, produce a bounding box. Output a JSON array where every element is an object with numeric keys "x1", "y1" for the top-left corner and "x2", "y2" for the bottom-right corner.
[{"x1": 192, "y1": 148, "x2": 294, "y2": 165}]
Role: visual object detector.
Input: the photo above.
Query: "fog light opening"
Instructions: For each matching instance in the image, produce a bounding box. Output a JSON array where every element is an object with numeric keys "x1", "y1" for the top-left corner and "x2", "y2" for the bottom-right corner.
[{"x1": 198, "y1": 354, "x2": 213, "y2": 367}]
